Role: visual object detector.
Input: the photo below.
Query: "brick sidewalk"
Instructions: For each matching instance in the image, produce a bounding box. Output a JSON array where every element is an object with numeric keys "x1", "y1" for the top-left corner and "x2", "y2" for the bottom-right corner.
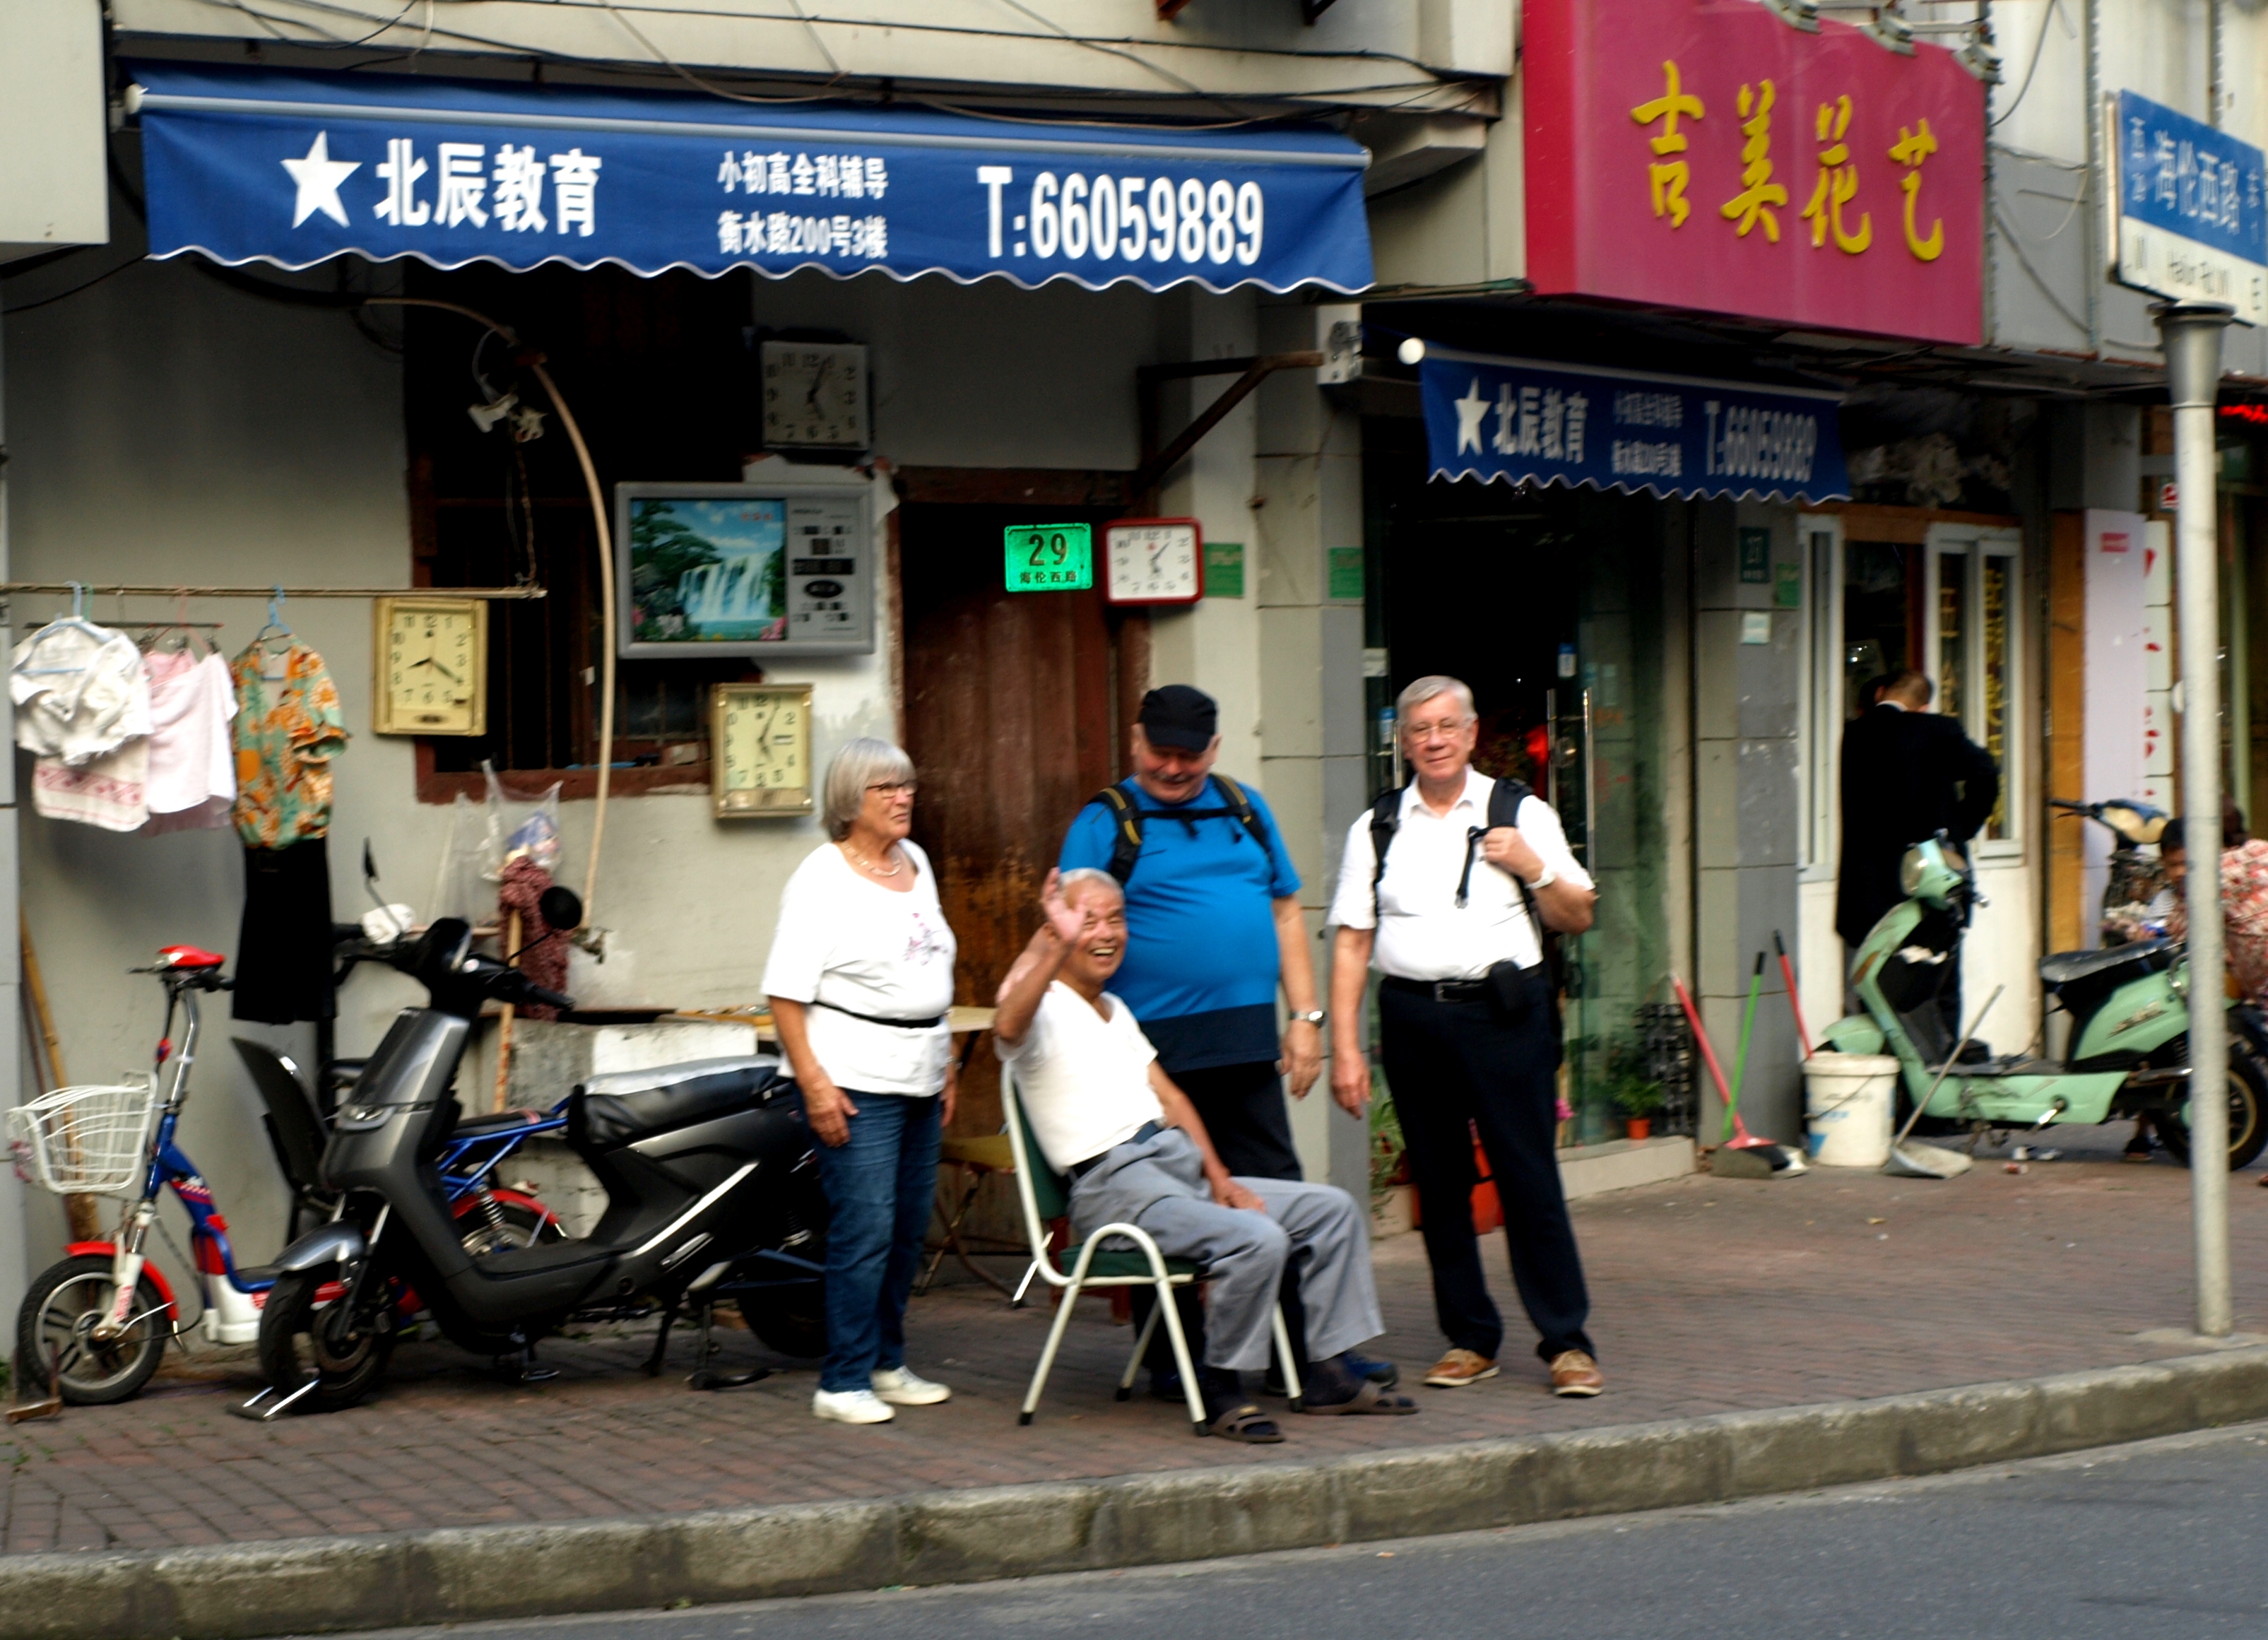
[{"x1": 7, "y1": 1133, "x2": 2264, "y2": 1555}]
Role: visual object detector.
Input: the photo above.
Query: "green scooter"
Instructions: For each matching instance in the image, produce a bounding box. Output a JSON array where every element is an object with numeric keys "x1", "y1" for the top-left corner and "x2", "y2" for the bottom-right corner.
[{"x1": 1825, "y1": 836, "x2": 2268, "y2": 1168}]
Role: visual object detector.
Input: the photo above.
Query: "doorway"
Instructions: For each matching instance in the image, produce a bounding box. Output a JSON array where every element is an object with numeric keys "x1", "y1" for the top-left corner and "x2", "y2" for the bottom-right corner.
[{"x1": 898, "y1": 495, "x2": 1126, "y2": 1138}]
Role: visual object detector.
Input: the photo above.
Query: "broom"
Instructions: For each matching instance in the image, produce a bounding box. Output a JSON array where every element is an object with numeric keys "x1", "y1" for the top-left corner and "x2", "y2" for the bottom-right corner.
[{"x1": 1671, "y1": 974, "x2": 1802, "y2": 1176}]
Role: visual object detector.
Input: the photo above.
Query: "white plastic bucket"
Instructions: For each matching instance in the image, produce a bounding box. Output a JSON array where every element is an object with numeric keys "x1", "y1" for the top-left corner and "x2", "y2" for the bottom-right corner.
[{"x1": 1802, "y1": 1054, "x2": 1899, "y2": 1167}]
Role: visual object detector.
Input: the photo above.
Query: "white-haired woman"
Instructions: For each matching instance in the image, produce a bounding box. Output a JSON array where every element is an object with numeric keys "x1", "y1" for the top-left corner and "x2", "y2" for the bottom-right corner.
[{"x1": 764, "y1": 737, "x2": 959, "y2": 1425}]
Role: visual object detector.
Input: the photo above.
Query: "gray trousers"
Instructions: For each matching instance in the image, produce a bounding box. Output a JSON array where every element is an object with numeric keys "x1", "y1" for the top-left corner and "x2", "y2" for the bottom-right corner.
[{"x1": 1067, "y1": 1126, "x2": 1383, "y2": 1373}]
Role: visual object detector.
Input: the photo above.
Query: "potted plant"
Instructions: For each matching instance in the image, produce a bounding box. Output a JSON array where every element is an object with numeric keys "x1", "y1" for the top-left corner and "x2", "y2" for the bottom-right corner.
[{"x1": 1603, "y1": 1040, "x2": 1666, "y2": 1142}]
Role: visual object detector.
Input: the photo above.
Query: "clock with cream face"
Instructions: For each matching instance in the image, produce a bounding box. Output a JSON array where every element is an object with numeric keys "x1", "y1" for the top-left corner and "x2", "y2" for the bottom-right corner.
[
  {"x1": 762, "y1": 341, "x2": 870, "y2": 452},
  {"x1": 1104, "y1": 518, "x2": 1205, "y2": 606},
  {"x1": 712, "y1": 682, "x2": 815, "y2": 818},
  {"x1": 373, "y1": 596, "x2": 487, "y2": 736}
]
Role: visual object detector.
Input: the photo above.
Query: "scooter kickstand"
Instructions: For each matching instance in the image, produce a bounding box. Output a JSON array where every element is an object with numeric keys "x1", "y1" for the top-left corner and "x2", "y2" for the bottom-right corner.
[
  {"x1": 643, "y1": 1309, "x2": 676, "y2": 1378},
  {"x1": 495, "y1": 1335, "x2": 560, "y2": 1384},
  {"x1": 228, "y1": 1378, "x2": 321, "y2": 1422},
  {"x1": 687, "y1": 1302, "x2": 770, "y2": 1392}
]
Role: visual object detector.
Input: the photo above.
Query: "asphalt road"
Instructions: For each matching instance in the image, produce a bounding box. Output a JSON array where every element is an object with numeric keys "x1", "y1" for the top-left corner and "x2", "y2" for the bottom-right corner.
[{"x1": 325, "y1": 1422, "x2": 2268, "y2": 1640}]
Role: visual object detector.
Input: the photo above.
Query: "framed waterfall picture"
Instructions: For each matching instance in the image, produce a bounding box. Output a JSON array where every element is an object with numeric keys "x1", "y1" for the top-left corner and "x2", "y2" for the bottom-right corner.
[{"x1": 615, "y1": 478, "x2": 875, "y2": 658}]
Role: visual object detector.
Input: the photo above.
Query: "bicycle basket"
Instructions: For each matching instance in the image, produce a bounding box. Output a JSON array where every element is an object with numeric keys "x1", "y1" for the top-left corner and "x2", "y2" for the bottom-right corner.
[{"x1": 6, "y1": 1077, "x2": 159, "y2": 1196}]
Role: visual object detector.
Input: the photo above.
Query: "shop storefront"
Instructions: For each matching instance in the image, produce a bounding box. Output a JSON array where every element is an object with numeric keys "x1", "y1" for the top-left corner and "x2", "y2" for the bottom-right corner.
[
  {"x1": 1, "y1": 57, "x2": 1380, "y2": 1272},
  {"x1": 1357, "y1": 0, "x2": 2002, "y2": 1148}
]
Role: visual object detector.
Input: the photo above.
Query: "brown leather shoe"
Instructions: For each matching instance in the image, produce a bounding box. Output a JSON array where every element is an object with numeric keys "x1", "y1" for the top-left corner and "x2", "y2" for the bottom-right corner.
[
  {"x1": 1422, "y1": 1348, "x2": 1500, "y2": 1388},
  {"x1": 1548, "y1": 1350, "x2": 1604, "y2": 1396}
]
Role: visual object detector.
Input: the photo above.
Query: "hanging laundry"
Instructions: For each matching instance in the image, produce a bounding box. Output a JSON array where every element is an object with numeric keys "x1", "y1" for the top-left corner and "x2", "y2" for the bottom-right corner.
[
  {"x1": 233, "y1": 837, "x2": 336, "y2": 1025},
  {"x1": 497, "y1": 856, "x2": 567, "y2": 1023},
  {"x1": 143, "y1": 649, "x2": 239, "y2": 834},
  {"x1": 231, "y1": 640, "x2": 348, "y2": 849},
  {"x1": 12, "y1": 617, "x2": 148, "y2": 765},
  {"x1": 31, "y1": 740, "x2": 149, "y2": 832}
]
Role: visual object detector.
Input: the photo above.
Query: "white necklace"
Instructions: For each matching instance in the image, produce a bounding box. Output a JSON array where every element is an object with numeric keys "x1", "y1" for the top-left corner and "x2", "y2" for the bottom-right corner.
[{"x1": 845, "y1": 842, "x2": 904, "y2": 878}]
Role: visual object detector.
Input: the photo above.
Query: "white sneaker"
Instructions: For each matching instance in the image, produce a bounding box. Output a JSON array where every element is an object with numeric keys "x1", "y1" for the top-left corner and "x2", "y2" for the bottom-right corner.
[
  {"x1": 812, "y1": 1388, "x2": 895, "y2": 1424},
  {"x1": 870, "y1": 1366, "x2": 952, "y2": 1406}
]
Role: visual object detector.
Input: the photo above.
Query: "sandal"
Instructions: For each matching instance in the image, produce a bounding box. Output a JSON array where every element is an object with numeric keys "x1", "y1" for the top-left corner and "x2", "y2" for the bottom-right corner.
[
  {"x1": 1200, "y1": 1403, "x2": 1284, "y2": 1443},
  {"x1": 1297, "y1": 1379, "x2": 1419, "y2": 1416}
]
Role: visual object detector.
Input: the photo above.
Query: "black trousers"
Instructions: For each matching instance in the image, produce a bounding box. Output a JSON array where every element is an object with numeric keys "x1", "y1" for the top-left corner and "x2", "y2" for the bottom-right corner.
[
  {"x1": 1136, "y1": 1059, "x2": 1305, "y2": 1377},
  {"x1": 1379, "y1": 981, "x2": 1593, "y2": 1363}
]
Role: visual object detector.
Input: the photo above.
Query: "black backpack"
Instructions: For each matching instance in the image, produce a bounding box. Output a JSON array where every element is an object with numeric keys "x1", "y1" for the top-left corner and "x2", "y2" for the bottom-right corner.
[
  {"x1": 1368, "y1": 777, "x2": 1571, "y2": 1003},
  {"x1": 1092, "y1": 775, "x2": 1271, "y2": 885},
  {"x1": 1367, "y1": 776, "x2": 1537, "y2": 919}
]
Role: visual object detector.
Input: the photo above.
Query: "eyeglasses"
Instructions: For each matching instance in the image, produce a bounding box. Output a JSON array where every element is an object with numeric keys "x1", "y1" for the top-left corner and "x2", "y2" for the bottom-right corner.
[{"x1": 866, "y1": 780, "x2": 919, "y2": 798}]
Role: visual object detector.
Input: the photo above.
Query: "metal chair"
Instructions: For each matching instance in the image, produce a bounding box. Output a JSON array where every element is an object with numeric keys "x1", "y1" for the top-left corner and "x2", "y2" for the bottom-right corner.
[{"x1": 1000, "y1": 1064, "x2": 1299, "y2": 1432}]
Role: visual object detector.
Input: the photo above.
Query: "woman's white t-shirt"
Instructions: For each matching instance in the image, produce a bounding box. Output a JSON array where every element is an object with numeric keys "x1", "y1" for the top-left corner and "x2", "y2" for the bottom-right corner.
[{"x1": 762, "y1": 839, "x2": 957, "y2": 1096}]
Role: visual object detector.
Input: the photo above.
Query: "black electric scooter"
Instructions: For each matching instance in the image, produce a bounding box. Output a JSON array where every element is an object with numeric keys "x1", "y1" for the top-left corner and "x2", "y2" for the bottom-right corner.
[{"x1": 249, "y1": 890, "x2": 828, "y2": 1415}]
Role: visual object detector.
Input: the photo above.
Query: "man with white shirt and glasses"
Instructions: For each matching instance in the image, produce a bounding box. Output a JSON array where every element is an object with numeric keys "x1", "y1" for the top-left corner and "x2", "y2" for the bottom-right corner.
[{"x1": 1327, "y1": 676, "x2": 1604, "y2": 1398}]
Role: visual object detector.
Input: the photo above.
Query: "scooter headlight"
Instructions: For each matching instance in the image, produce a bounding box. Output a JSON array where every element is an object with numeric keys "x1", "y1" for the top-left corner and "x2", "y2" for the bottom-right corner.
[{"x1": 1899, "y1": 847, "x2": 1927, "y2": 897}]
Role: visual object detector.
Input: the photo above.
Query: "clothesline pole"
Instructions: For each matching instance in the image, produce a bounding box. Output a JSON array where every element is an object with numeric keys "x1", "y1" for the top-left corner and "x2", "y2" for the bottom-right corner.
[{"x1": 360, "y1": 295, "x2": 616, "y2": 927}]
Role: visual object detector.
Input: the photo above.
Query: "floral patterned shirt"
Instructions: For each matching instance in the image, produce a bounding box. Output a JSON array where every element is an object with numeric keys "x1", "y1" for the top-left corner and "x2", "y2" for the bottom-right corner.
[
  {"x1": 230, "y1": 642, "x2": 349, "y2": 849},
  {"x1": 2166, "y1": 839, "x2": 2268, "y2": 1001}
]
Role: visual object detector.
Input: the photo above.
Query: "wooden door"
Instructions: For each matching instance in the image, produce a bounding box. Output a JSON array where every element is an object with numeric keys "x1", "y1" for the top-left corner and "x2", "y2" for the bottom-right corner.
[{"x1": 899, "y1": 499, "x2": 1122, "y2": 1138}]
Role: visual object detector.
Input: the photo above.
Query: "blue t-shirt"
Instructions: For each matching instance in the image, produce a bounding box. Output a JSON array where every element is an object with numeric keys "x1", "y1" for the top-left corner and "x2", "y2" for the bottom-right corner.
[{"x1": 1058, "y1": 777, "x2": 1301, "y2": 1073}]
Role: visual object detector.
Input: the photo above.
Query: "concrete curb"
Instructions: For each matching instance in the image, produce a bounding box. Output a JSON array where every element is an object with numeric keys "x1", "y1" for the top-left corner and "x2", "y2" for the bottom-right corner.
[{"x1": 9, "y1": 1345, "x2": 2268, "y2": 1639}]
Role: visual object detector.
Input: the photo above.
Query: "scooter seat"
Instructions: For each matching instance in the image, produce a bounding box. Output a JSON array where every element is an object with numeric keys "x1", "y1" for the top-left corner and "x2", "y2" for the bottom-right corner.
[
  {"x1": 572, "y1": 1056, "x2": 786, "y2": 1149},
  {"x1": 453, "y1": 1108, "x2": 549, "y2": 1140},
  {"x1": 2040, "y1": 940, "x2": 2170, "y2": 987}
]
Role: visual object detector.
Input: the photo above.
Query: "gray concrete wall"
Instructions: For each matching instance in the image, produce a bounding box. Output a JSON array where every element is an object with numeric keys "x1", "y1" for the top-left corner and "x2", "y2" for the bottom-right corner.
[
  {"x1": 1250, "y1": 299, "x2": 1370, "y2": 1201},
  {"x1": 1690, "y1": 500, "x2": 1805, "y2": 1145}
]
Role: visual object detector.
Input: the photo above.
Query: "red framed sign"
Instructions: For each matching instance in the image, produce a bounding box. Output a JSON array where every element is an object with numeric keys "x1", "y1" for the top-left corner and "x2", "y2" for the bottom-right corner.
[
  {"x1": 1523, "y1": 0, "x2": 1985, "y2": 346},
  {"x1": 1103, "y1": 518, "x2": 1205, "y2": 606}
]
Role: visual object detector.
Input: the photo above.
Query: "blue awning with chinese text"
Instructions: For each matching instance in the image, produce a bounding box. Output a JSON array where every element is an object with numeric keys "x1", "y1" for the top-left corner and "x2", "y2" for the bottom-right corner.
[
  {"x1": 127, "y1": 62, "x2": 1373, "y2": 294},
  {"x1": 1419, "y1": 347, "x2": 1850, "y2": 503}
]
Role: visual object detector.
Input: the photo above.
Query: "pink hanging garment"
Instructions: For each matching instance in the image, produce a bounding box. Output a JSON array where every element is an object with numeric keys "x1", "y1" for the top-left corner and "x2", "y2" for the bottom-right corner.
[{"x1": 143, "y1": 650, "x2": 239, "y2": 834}]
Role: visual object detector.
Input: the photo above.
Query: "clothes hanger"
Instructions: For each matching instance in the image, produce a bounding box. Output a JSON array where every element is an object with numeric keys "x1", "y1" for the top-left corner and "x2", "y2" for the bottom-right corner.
[
  {"x1": 247, "y1": 586, "x2": 293, "y2": 682},
  {"x1": 18, "y1": 584, "x2": 117, "y2": 675}
]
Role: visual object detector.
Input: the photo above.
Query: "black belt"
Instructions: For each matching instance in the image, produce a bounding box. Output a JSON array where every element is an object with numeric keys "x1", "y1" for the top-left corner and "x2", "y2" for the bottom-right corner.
[
  {"x1": 1068, "y1": 1120, "x2": 1162, "y2": 1179},
  {"x1": 1381, "y1": 974, "x2": 1492, "y2": 1004},
  {"x1": 813, "y1": 1000, "x2": 945, "y2": 1030}
]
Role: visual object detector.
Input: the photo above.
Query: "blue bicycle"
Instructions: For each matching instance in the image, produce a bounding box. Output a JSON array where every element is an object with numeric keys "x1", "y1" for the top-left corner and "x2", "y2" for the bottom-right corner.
[{"x1": 11, "y1": 945, "x2": 565, "y2": 1407}]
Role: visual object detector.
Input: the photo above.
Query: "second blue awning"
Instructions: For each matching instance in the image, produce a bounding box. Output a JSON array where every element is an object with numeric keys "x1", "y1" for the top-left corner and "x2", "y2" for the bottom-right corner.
[
  {"x1": 1419, "y1": 347, "x2": 1850, "y2": 503},
  {"x1": 127, "y1": 62, "x2": 1373, "y2": 295}
]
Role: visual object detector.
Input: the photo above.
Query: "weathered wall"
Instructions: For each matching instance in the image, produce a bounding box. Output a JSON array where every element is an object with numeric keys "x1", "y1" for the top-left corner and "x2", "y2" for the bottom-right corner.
[{"x1": 0, "y1": 247, "x2": 1266, "y2": 1305}]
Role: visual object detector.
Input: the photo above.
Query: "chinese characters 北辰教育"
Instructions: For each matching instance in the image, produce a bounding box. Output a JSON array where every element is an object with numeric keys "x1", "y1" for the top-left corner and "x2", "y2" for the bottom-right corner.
[{"x1": 370, "y1": 138, "x2": 603, "y2": 237}]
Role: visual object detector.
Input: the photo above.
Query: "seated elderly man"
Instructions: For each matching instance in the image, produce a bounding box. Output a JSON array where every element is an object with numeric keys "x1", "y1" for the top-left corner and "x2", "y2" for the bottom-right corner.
[{"x1": 995, "y1": 866, "x2": 1414, "y2": 1441}]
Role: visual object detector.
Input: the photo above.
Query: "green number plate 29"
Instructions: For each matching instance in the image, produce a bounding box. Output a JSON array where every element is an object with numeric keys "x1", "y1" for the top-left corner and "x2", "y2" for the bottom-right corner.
[{"x1": 1004, "y1": 523, "x2": 1094, "y2": 592}]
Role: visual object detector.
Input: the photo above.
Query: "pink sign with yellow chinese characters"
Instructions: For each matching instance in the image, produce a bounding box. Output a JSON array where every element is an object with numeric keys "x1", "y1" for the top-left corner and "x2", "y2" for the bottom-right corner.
[{"x1": 1524, "y1": 0, "x2": 1984, "y2": 345}]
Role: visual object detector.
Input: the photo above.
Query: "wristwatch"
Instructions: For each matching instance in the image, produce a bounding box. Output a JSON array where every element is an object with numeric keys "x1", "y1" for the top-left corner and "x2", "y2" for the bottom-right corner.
[
  {"x1": 1289, "y1": 1009, "x2": 1327, "y2": 1028},
  {"x1": 1528, "y1": 866, "x2": 1558, "y2": 890}
]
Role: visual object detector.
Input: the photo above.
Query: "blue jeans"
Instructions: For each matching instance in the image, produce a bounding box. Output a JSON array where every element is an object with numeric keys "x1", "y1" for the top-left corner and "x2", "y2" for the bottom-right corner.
[{"x1": 813, "y1": 1090, "x2": 941, "y2": 1393}]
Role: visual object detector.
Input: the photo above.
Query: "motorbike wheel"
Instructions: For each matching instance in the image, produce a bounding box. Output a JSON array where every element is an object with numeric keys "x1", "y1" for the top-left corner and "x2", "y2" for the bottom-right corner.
[
  {"x1": 454, "y1": 1195, "x2": 564, "y2": 1258},
  {"x1": 257, "y1": 1267, "x2": 396, "y2": 1413},
  {"x1": 738, "y1": 1268, "x2": 827, "y2": 1359},
  {"x1": 2159, "y1": 1049, "x2": 2268, "y2": 1170},
  {"x1": 14, "y1": 1253, "x2": 170, "y2": 1405}
]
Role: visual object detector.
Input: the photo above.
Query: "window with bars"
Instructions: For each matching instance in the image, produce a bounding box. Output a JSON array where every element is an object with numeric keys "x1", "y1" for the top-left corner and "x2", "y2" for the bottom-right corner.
[{"x1": 401, "y1": 261, "x2": 766, "y2": 800}]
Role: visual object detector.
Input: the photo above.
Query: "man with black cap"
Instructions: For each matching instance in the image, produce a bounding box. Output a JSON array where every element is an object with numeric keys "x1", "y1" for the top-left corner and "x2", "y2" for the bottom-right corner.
[{"x1": 1061, "y1": 685, "x2": 1390, "y2": 1394}]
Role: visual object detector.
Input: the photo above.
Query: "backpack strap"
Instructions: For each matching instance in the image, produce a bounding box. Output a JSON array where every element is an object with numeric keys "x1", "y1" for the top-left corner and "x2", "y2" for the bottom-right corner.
[
  {"x1": 1093, "y1": 784, "x2": 1145, "y2": 885},
  {"x1": 1368, "y1": 789, "x2": 1403, "y2": 925},
  {"x1": 1207, "y1": 774, "x2": 1272, "y2": 855},
  {"x1": 1456, "y1": 777, "x2": 1539, "y2": 907}
]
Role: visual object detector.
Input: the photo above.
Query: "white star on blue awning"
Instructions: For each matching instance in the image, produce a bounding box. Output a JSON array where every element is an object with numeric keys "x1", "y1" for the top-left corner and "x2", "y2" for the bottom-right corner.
[{"x1": 280, "y1": 131, "x2": 358, "y2": 228}]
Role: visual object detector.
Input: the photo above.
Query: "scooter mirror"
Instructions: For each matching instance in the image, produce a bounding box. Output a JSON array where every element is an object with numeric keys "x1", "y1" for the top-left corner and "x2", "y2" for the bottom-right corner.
[{"x1": 538, "y1": 885, "x2": 584, "y2": 932}]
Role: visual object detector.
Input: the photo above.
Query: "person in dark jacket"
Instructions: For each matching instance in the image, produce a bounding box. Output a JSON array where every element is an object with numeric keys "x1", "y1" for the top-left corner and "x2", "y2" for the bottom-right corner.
[{"x1": 1836, "y1": 669, "x2": 2000, "y2": 1032}]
